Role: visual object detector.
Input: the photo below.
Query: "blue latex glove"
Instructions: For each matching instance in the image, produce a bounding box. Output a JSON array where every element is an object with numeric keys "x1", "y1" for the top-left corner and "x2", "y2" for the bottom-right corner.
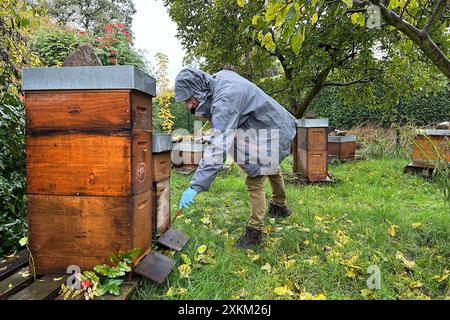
[{"x1": 179, "y1": 188, "x2": 198, "y2": 209}]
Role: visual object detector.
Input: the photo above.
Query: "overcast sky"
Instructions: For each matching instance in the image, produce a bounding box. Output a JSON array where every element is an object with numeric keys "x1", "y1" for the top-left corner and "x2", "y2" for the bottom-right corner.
[{"x1": 132, "y1": 0, "x2": 185, "y2": 87}]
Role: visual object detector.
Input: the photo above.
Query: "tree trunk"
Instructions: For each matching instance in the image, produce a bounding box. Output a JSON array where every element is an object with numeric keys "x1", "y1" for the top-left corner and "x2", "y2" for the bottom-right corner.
[{"x1": 295, "y1": 68, "x2": 332, "y2": 118}]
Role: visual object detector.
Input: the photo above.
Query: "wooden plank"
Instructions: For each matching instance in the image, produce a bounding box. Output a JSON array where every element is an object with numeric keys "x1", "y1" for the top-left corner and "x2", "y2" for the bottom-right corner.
[
  {"x1": 0, "y1": 267, "x2": 33, "y2": 300},
  {"x1": 96, "y1": 282, "x2": 138, "y2": 300},
  {"x1": 26, "y1": 133, "x2": 132, "y2": 197},
  {"x1": 8, "y1": 275, "x2": 66, "y2": 300},
  {"x1": 55, "y1": 281, "x2": 138, "y2": 301},
  {"x1": 0, "y1": 250, "x2": 29, "y2": 281},
  {"x1": 25, "y1": 90, "x2": 131, "y2": 132}
]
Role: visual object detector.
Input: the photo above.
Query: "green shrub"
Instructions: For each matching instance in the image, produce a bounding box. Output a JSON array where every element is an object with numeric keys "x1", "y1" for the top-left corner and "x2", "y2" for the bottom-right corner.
[
  {"x1": 30, "y1": 21, "x2": 148, "y2": 71},
  {"x1": 0, "y1": 93, "x2": 27, "y2": 256},
  {"x1": 308, "y1": 87, "x2": 450, "y2": 129},
  {"x1": 30, "y1": 23, "x2": 92, "y2": 66}
]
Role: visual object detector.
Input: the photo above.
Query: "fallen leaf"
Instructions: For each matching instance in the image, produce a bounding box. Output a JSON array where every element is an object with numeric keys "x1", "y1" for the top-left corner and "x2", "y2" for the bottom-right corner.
[
  {"x1": 5, "y1": 251, "x2": 17, "y2": 259},
  {"x1": 166, "y1": 287, "x2": 188, "y2": 297},
  {"x1": 283, "y1": 260, "x2": 296, "y2": 269},
  {"x1": 181, "y1": 254, "x2": 191, "y2": 265},
  {"x1": 411, "y1": 222, "x2": 423, "y2": 229},
  {"x1": 8, "y1": 284, "x2": 13, "y2": 288},
  {"x1": 303, "y1": 240, "x2": 310, "y2": 246},
  {"x1": 298, "y1": 292, "x2": 326, "y2": 300},
  {"x1": 273, "y1": 286, "x2": 294, "y2": 296},
  {"x1": 396, "y1": 251, "x2": 415, "y2": 270},
  {"x1": 197, "y1": 245, "x2": 207, "y2": 254},
  {"x1": 388, "y1": 224, "x2": 399, "y2": 238},
  {"x1": 53, "y1": 276, "x2": 64, "y2": 281},
  {"x1": 178, "y1": 264, "x2": 192, "y2": 278},
  {"x1": 433, "y1": 270, "x2": 449, "y2": 283},
  {"x1": 261, "y1": 263, "x2": 272, "y2": 273}
]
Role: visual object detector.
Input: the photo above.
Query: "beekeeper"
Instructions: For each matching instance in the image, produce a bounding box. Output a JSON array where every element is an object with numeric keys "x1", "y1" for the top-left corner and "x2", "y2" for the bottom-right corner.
[{"x1": 175, "y1": 68, "x2": 297, "y2": 249}]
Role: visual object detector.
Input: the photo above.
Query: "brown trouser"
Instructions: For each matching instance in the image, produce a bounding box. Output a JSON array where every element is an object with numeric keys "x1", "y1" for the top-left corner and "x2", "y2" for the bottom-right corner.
[{"x1": 245, "y1": 170, "x2": 287, "y2": 231}]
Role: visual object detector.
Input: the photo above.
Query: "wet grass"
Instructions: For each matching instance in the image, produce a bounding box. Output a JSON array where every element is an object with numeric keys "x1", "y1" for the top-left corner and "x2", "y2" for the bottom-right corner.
[{"x1": 133, "y1": 158, "x2": 449, "y2": 300}]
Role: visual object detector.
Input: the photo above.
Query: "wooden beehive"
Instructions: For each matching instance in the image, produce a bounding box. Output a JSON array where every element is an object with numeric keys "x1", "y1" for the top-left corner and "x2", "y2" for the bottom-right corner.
[
  {"x1": 296, "y1": 119, "x2": 329, "y2": 182},
  {"x1": 172, "y1": 142, "x2": 205, "y2": 171},
  {"x1": 23, "y1": 66, "x2": 156, "y2": 274},
  {"x1": 411, "y1": 130, "x2": 450, "y2": 167},
  {"x1": 152, "y1": 134, "x2": 173, "y2": 236},
  {"x1": 328, "y1": 136, "x2": 357, "y2": 161}
]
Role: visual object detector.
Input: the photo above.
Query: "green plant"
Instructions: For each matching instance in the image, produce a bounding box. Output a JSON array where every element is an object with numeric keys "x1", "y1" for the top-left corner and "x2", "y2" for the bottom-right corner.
[
  {"x1": 30, "y1": 21, "x2": 92, "y2": 66},
  {"x1": 0, "y1": 0, "x2": 43, "y2": 256},
  {"x1": 60, "y1": 248, "x2": 143, "y2": 300}
]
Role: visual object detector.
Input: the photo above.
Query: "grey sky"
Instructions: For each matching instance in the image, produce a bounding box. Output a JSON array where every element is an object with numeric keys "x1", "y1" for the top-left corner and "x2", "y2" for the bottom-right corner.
[{"x1": 132, "y1": 0, "x2": 185, "y2": 87}]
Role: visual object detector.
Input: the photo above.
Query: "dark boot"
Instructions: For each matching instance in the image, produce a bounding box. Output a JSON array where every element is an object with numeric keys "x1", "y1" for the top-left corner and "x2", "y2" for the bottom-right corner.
[
  {"x1": 234, "y1": 227, "x2": 262, "y2": 249},
  {"x1": 268, "y1": 203, "x2": 292, "y2": 218}
]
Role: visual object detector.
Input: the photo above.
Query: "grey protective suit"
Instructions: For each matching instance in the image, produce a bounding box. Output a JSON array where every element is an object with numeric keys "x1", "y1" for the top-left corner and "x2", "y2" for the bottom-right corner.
[{"x1": 175, "y1": 68, "x2": 297, "y2": 193}]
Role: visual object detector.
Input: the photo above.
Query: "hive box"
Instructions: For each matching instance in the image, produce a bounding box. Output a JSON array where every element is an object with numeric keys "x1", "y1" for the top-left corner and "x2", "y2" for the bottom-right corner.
[
  {"x1": 172, "y1": 142, "x2": 205, "y2": 170},
  {"x1": 411, "y1": 130, "x2": 450, "y2": 167},
  {"x1": 296, "y1": 119, "x2": 329, "y2": 182},
  {"x1": 328, "y1": 136, "x2": 357, "y2": 161},
  {"x1": 23, "y1": 66, "x2": 156, "y2": 274},
  {"x1": 152, "y1": 134, "x2": 173, "y2": 235}
]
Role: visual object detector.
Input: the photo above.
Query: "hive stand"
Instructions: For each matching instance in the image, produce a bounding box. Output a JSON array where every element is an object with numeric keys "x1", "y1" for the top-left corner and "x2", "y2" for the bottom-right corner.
[{"x1": 0, "y1": 250, "x2": 138, "y2": 300}]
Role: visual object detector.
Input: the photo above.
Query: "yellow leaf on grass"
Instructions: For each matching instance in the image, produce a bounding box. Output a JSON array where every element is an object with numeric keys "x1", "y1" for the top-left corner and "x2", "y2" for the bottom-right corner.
[
  {"x1": 284, "y1": 260, "x2": 296, "y2": 269},
  {"x1": 433, "y1": 270, "x2": 449, "y2": 283},
  {"x1": 166, "y1": 287, "x2": 187, "y2": 297},
  {"x1": 197, "y1": 245, "x2": 207, "y2": 254},
  {"x1": 201, "y1": 215, "x2": 211, "y2": 225},
  {"x1": 181, "y1": 254, "x2": 191, "y2": 265},
  {"x1": 178, "y1": 264, "x2": 192, "y2": 278},
  {"x1": 261, "y1": 263, "x2": 272, "y2": 273},
  {"x1": 388, "y1": 224, "x2": 399, "y2": 238},
  {"x1": 251, "y1": 255, "x2": 260, "y2": 262},
  {"x1": 396, "y1": 252, "x2": 415, "y2": 270},
  {"x1": 299, "y1": 292, "x2": 326, "y2": 300},
  {"x1": 411, "y1": 222, "x2": 423, "y2": 229},
  {"x1": 303, "y1": 240, "x2": 310, "y2": 246},
  {"x1": 273, "y1": 286, "x2": 294, "y2": 296}
]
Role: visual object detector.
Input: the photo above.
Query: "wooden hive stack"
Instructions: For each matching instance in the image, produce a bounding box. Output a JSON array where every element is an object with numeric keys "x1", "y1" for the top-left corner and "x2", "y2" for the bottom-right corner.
[
  {"x1": 152, "y1": 134, "x2": 173, "y2": 236},
  {"x1": 328, "y1": 135, "x2": 357, "y2": 161},
  {"x1": 296, "y1": 119, "x2": 330, "y2": 182},
  {"x1": 23, "y1": 66, "x2": 156, "y2": 274}
]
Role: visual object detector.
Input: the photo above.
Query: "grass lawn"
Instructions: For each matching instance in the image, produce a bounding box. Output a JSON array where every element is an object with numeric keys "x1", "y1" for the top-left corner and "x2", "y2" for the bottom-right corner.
[{"x1": 133, "y1": 158, "x2": 450, "y2": 300}]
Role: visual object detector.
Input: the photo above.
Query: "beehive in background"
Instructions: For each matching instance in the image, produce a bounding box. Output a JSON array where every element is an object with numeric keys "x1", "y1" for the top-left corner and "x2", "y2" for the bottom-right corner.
[
  {"x1": 328, "y1": 135, "x2": 357, "y2": 161},
  {"x1": 152, "y1": 134, "x2": 173, "y2": 236},
  {"x1": 23, "y1": 66, "x2": 156, "y2": 274},
  {"x1": 411, "y1": 130, "x2": 450, "y2": 167},
  {"x1": 296, "y1": 119, "x2": 329, "y2": 182},
  {"x1": 172, "y1": 142, "x2": 205, "y2": 173}
]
